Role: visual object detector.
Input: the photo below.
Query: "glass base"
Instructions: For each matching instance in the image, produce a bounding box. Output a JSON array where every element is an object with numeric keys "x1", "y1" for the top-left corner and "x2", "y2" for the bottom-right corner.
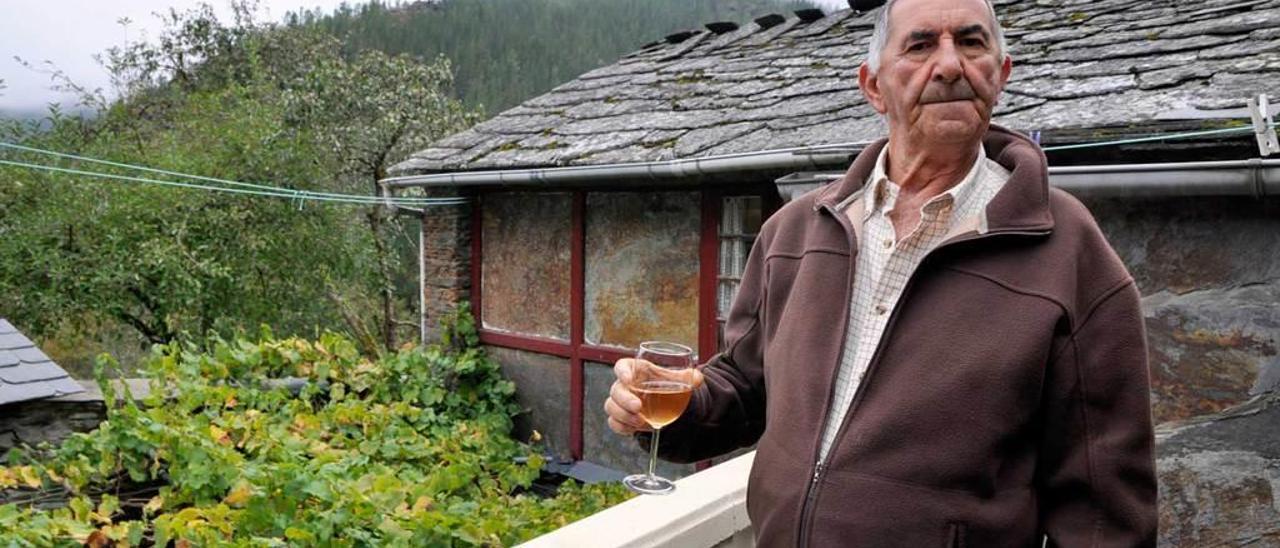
[{"x1": 623, "y1": 473, "x2": 676, "y2": 495}]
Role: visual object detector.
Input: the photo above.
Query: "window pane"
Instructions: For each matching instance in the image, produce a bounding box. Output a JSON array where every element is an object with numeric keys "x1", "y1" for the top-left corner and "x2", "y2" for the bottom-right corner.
[
  {"x1": 718, "y1": 280, "x2": 734, "y2": 319},
  {"x1": 584, "y1": 192, "x2": 700, "y2": 349},
  {"x1": 719, "y1": 239, "x2": 734, "y2": 276},
  {"x1": 481, "y1": 192, "x2": 572, "y2": 340},
  {"x1": 742, "y1": 197, "x2": 763, "y2": 234},
  {"x1": 718, "y1": 196, "x2": 765, "y2": 350},
  {"x1": 733, "y1": 239, "x2": 746, "y2": 278}
]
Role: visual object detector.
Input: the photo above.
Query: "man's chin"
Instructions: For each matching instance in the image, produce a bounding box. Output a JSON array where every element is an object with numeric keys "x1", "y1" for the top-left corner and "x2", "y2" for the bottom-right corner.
[{"x1": 916, "y1": 117, "x2": 987, "y2": 144}]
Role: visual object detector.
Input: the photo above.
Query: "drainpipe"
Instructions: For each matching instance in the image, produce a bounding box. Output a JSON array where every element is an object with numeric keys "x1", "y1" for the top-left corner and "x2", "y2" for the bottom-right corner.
[
  {"x1": 1047, "y1": 158, "x2": 1280, "y2": 199},
  {"x1": 775, "y1": 159, "x2": 1280, "y2": 201}
]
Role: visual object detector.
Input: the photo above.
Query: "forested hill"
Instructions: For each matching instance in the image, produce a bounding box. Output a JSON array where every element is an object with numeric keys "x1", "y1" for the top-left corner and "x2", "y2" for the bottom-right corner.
[{"x1": 292, "y1": 0, "x2": 820, "y2": 115}]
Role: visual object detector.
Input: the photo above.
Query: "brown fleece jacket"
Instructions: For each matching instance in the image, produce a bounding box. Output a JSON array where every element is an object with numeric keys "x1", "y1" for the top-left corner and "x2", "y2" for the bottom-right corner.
[{"x1": 647, "y1": 125, "x2": 1157, "y2": 547}]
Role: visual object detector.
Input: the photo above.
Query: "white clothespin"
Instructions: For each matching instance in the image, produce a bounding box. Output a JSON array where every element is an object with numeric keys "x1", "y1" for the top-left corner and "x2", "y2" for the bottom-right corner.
[{"x1": 1248, "y1": 94, "x2": 1280, "y2": 156}]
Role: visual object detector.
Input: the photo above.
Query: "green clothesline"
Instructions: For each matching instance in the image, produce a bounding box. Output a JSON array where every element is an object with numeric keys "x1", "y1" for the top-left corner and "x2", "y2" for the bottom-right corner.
[
  {"x1": 0, "y1": 141, "x2": 461, "y2": 207},
  {"x1": 4, "y1": 121, "x2": 1274, "y2": 203},
  {"x1": 1039, "y1": 124, "x2": 1261, "y2": 152},
  {"x1": 0, "y1": 158, "x2": 465, "y2": 207}
]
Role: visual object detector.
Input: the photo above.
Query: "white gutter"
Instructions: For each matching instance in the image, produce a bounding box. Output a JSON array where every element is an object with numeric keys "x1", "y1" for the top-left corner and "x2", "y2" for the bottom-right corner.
[
  {"x1": 383, "y1": 145, "x2": 1280, "y2": 200},
  {"x1": 1048, "y1": 158, "x2": 1280, "y2": 198},
  {"x1": 777, "y1": 158, "x2": 1280, "y2": 201}
]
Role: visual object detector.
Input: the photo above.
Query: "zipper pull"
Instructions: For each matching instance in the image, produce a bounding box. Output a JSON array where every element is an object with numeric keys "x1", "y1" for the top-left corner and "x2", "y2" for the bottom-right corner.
[{"x1": 811, "y1": 461, "x2": 825, "y2": 485}]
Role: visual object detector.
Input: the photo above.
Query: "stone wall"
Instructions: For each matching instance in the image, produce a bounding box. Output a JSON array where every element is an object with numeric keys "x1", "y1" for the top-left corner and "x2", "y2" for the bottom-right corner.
[
  {"x1": 1085, "y1": 196, "x2": 1280, "y2": 424},
  {"x1": 1155, "y1": 391, "x2": 1280, "y2": 545},
  {"x1": 1086, "y1": 195, "x2": 1280, "y2": 546},
  {"x1": 0, "y1": 398, "x2": 104, "y2": 454},
  {"x1": 420, "y1": 201, "x2": 473, "y2": 343},
  {"x1": 0, "y1": 380, "x2": 149, "y2": 453}
]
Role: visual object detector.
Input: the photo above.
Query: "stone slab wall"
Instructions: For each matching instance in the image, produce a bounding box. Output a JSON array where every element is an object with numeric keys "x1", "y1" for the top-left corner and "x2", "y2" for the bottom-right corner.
[
  {"x1": 421, "y1": 201, "x2": 473, "y2": 343},
  {"x1": 1085, "y1": 196, "x2": 1280, "y2": 425},
  {"x1": 1086, "y1": 195, "x2": 1280, "y2": 545},
  {"x1": 1156, "y1": 391, "x2": 1280, "y2": 546},
  {"x1": 0, "y1": 398, "x2": 104, "y2": 454},
  {"x1": 488, "y1": 347, "x2": 574, "y2": 461}
]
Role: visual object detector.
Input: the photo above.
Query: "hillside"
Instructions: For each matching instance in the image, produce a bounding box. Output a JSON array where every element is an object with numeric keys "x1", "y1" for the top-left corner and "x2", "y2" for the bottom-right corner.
[{"x1": 293, "y1": 0, "x2": 820, "y2": 115}]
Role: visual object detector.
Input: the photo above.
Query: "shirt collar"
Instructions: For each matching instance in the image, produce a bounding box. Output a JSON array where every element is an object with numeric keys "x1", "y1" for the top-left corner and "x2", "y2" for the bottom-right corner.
[{"x1": 857, "y1": 143, "x2": 988, "y2": 223}]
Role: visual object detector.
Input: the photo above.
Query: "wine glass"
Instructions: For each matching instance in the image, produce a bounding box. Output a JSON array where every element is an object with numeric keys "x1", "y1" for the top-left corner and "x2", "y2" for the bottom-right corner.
[{"x1": 623, "y1": 341, "x2": 696, "y2": 495}]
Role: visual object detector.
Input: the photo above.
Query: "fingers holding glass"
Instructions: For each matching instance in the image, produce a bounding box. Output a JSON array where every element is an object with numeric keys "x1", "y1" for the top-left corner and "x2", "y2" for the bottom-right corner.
[{"x1": 623, "y1": 341, "x2": 695, "y2": 495}]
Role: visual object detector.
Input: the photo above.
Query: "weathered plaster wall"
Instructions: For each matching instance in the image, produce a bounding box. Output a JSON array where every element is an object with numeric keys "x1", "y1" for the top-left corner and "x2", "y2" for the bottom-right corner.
[
  {"x1": 584, "y1": 191, "x2": 700, "y2": 350},
  {"x1": 481, "y1": 193, "x2": 573, "y2": 340}
]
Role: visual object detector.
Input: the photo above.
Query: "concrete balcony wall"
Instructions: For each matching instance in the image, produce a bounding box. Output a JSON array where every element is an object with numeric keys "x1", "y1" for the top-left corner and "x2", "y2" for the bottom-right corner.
[{"x1": 520, "y1": 451, "x2": 755, "y2": 548}]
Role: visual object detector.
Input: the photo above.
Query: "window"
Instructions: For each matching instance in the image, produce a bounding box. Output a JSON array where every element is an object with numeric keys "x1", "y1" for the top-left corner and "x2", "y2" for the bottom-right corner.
[{"x1": 717, "y1": 196, "x2": 763, "y2": 350}]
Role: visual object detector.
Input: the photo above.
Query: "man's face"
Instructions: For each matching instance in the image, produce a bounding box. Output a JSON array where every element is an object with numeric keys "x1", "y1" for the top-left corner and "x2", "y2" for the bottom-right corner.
[{"x1": 860, "y1": 0, "x2": 1012, "y2": 146}]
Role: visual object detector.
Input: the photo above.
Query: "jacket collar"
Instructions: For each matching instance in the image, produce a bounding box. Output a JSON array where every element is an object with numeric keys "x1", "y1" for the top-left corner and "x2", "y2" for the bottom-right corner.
[{"x1": 815, "y1": 124, "x2": 1055, "y2": 235}]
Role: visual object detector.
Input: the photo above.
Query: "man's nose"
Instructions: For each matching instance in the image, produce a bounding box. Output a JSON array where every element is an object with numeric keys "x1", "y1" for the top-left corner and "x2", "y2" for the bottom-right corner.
[{"x1": 931, "y1": 40, "x2": 963, "y2": 82}]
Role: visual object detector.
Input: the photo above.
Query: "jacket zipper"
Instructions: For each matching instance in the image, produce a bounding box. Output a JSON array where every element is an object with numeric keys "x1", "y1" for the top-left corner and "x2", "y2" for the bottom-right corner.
[
  {"x1": 796, "y1": 202, "x2": 860, "y2": 548},
  {"x1": 795, "y1": 203, "x2": 1048, "y2": 547}
]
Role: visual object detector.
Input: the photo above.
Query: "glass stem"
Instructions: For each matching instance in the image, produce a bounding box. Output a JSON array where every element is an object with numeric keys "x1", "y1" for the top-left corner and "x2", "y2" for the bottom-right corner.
[{"x1": 648, "y1": 427, "x2": 661, "y2": 481}]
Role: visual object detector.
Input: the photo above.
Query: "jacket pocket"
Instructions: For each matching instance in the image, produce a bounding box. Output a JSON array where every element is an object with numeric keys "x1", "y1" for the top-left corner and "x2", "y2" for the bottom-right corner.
[{"x1": 946, "y1": 521, "x2": 968, "y2": 548}]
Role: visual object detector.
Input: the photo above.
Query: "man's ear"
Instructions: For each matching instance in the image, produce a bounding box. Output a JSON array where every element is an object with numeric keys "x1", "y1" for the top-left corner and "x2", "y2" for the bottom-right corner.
[
  {"x1": 859, "y1": 63, "x2": 887, "y2": 114},
  {"x1": 998, "y1": 54, "x2": 1012, "y2": 88}
]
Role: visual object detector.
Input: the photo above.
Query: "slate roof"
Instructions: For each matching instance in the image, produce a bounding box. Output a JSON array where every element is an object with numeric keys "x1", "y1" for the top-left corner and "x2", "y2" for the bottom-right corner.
[
  {"x1": 393, "y1": 0, "x2": 1280, "y2": 176},
  {"x1": 0, "y1": 318, "x2": 83, "y2": 406}
]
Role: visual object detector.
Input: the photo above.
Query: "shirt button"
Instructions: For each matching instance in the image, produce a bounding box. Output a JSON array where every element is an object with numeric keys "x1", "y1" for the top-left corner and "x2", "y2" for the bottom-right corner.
[
  {"x1": 883, "y1": 239, "x2": 893, "y2": 249},
  {"x1": 875, "y1": 305, "x2": 887, "y2": 315}
]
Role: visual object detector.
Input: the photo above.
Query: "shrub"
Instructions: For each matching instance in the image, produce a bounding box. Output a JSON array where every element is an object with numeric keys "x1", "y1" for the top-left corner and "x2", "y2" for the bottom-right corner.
[{"x1": 0, "y1": 305, "x2": 631, "y2": 546}]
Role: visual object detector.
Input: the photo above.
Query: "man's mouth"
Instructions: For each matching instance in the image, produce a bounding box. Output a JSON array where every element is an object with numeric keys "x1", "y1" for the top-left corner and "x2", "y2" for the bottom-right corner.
[{"x1": 919, "y1": 80, "x2": 977, "y2": 104}]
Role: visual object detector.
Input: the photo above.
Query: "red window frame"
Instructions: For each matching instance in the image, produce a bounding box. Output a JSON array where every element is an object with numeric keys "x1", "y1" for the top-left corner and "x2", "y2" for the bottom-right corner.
[{"x1": 470, "y1": 187, "x2": 775, "y2": 461}]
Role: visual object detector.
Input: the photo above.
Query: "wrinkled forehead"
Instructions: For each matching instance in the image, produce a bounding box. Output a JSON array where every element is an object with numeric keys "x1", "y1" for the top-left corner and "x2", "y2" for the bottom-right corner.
[{"x1": 886, "y1": 0, "x2": 996, "y2": 41}]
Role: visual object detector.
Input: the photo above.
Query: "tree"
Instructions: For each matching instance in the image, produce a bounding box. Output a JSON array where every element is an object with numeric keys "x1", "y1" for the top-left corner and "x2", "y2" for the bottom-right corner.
[
  {"x1": 282, "y1": 42, "x2": 478, "y2": 351},
  {"x1": 301, "y1": 0, "x2": 818, "y2": 112},
  {"x1": 0, "y1": 2, "x2": 475, "y2": 363}
]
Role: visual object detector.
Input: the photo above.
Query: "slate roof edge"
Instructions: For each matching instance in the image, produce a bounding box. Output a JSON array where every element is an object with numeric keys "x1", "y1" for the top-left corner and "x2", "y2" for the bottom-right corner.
[{"x1": 382, "y1": 141, "x2": 867, "y2": 189}]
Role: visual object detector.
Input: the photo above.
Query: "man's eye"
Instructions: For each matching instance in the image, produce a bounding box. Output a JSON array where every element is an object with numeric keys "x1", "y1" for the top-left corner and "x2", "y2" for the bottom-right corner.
[
  {"x1": 907, "y1": 43, "x2": 928, "y2": 52},
  {"x1": 962, "y1": 39, "x2": 986, "y2": 48}
]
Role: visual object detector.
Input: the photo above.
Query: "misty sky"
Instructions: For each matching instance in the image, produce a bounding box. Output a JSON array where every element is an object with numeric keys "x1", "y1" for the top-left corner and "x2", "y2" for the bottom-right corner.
[{"x1": 0, "y1": 0, "x2": 852, "y2": 115}]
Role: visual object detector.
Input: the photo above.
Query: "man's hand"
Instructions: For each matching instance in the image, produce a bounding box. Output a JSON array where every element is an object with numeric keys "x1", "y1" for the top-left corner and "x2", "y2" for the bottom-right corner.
[{"x1": 605, "y1": 358, "x2": 704, "y2": 435}]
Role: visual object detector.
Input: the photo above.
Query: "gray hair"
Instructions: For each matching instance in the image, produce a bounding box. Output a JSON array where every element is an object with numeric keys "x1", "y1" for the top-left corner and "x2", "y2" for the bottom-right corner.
[{"x1": 864, "y1": 0, "x2": 1007, "y2": 74}]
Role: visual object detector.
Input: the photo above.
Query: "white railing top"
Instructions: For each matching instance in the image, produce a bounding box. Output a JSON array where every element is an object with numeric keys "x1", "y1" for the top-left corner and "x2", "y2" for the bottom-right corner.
[{"x1": 519, "y1": 450, "x2": 756, "y2": 548}]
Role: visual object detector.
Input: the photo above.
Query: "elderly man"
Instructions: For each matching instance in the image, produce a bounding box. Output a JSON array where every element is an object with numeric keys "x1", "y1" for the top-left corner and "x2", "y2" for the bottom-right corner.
[{"x1": 605, "y1": 0, "x2": 1157, "y2": 545}]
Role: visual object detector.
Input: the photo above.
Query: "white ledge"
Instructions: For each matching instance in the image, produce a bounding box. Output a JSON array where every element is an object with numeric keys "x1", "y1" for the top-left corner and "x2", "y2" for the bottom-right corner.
[{"x1": 520, "y1": 451, "x2": 756, "y2": 548}]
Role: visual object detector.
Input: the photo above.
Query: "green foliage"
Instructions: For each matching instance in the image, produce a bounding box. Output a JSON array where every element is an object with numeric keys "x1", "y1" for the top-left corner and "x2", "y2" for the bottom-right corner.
[
  {"x1": 0, "y1": 319, "x2": 632, "y2": 546},
  {"x1": 0, "y1": 82, "x2": 364, "y2": 347},
  {"x1": 0, "y1": 3, "x2": 478, "y2": 361},
  {"x1": 296, "y1": 0, "x2": 817, "y2": 114}
]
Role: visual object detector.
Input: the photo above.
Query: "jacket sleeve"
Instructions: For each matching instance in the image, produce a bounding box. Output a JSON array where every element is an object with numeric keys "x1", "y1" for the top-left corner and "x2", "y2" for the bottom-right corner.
[
  {"x1": 636, "y1": 225, "x2": 770, "y2": 464},
  {"x1": 1038, "y1": 279, "x2": 1158, "y2": 547}
]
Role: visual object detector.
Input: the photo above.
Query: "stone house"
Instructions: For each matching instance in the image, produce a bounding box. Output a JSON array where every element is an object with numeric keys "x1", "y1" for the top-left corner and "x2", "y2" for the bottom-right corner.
[
  {"x1": 387, "y1": 1, "x2": 1280, "y2": 541},
  {"x1": 0, "y1": 318, "x2": 89, "y2": 452}
]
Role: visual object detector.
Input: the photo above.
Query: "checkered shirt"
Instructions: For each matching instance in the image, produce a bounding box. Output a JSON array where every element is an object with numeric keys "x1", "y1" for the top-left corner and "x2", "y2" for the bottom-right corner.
[{"x1": 817, "y1": 144, "x2": 1011, "y2": 460}]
